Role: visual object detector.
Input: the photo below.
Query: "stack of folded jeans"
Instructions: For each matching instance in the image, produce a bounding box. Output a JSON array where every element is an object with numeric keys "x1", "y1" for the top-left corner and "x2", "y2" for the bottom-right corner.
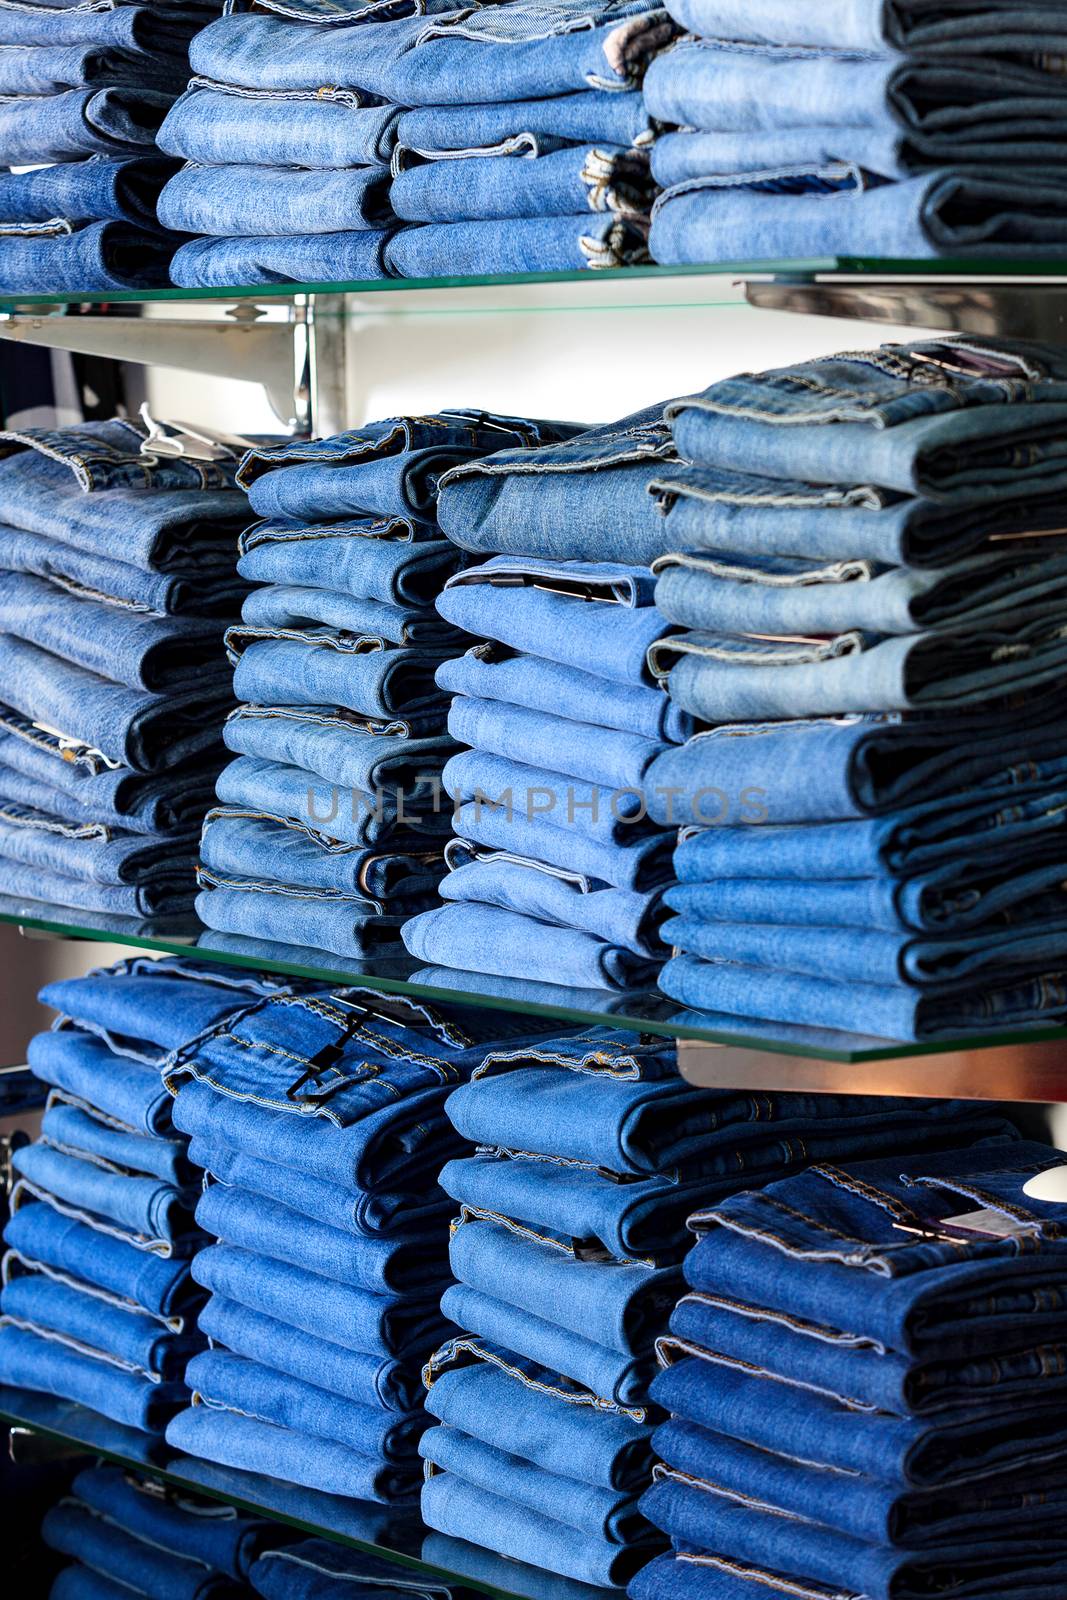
[
  {"x1": 420, "y1": 1027, "x2": 1014, "y2": 1588},
  {"x1": 45, "y1": 1464, "x2": 277, "y2": 1600},
  {"x1": 636, "y1": 1138, "x2": 1067, "y2": 1600},
  {"x1": 161, "y1": 0, "x2": 673, "y2": 287},
  {"x1": 0, "y1": 956, "x2": 290, "y2": 1434},
  {"x1": 0, "y1": 0, "x2": 219, "y2": 291},
  {"x1": 401, "y1": 556, "x2": 685, "y2": 992},
  {"x1": 0, "y1": 417, "x2": 250, "y2": 925},
  {"x1": 639, "y1": 334, "x2": 1067, "y2": 1041},
  {"x1": 162, "y1": 983, "x2": 555, "y2": 1501},
  {"x1": 645, "y1": 0, "x2": 1067, "y2": 263},
  {"x1": 251, "y1": 1539, "x2": 454, "y2": 1600},
  {"x1": 195, "y1": 410, "x2": 574, "y2": 958}
]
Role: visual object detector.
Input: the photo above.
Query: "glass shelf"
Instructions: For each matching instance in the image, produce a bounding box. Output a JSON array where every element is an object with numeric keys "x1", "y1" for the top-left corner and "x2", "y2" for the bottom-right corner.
[
  {"x1": 4, "y1": 256, "x2": 1067, "y2": 312},
  {"x1": 5, "y1": 894, "x2": 1067, "y2": 1077},
  {"x1": 0, "y1": 1387, "x2": 590, "y2": 1600}
]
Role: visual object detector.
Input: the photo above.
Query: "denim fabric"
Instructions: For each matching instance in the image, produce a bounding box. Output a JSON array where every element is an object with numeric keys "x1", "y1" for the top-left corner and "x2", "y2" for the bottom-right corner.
[
  {"x1": 42, "y1": 1500, "x2": 249, "y2": 1598},
  {"x1": 421, "y1": 1427, "x2": 650, "y2": 1544},
  {"x1": 238, "y1": 413, "x2": 567, "y2": 522},
  {"x1": 661, "y1": 952, "x2": 1067, "y2": 1041},
  {"x1": 197, "y1": 1294, "x2": 423, "y2": 1412},
  {"x1": 249, "y1": 1541, "x2": 454, "y2": 1600},
  {"x1": 41, "y1": 1100, "x2": 189, "y2": 1190},
  {"x1": 194, "y1": 1182, "x2": 446, "y2": 1294},
  {"x1": 167, "y1": 1405, "x2": 419, "y2": 1503},
  {"x1": 5, "y1": 1200, "x2": 200, "y2": 1323},
  {"x1": 0, "y1": 157, "x2": 173, "y2": 226},
  {"x1": 0, "y1": 417, "x2": 240, "y2": 493},
  {"x1": 0, "y1": 5, "x2": 204, "y2": 52},
  {"x1": 195, "y1": 874, "x2": 405, "y2": 960},
  {"x1": 437, "y1": 559, "x2": 668, "y2": 687},
  {"x1": 0, "y1": 1274, "x2": 195, "y2": 1379},
  {"x1": 630, "y1": 1553, "x2": 784, "y2": 1600},
  {"x1": 385, "y1": 215, "x2": 650, "y2": 276},
  {"x1": 0, "y1": 41, "x2": 186, "y2": 94},
  {"x1": 439, "y1": 844, "x2": 666, "y2": 953},
  {"x1": 0, "y1": 521, "x2": 245, "y2": 615},
  {"x1": 421, "y1": 1534, "x2": 621, "y2": 1600},
  {"x1": 444, "y1": 749, "x2": 659, "y2": 844},
  {"x1": 223, "y1": 705, "x2": 457, "y2": 795},
  {"x1": 158, "y1": 164, "x2": 393, "y2": 238},
  {"x1": 647, "y1": 620, "x2": 1067, "y2": 722},
  {"x1": 227, "y1": 633, "x2": 450, "y2": 723},
  {"x1": 642, "y1": 711, "x2": 1067, "y2": 828},
  {"x1": 452, "y1": 799, "x2": 672, "y2": 892},
  {"x1": 667, "y1": 1288, "x2": 1067, "y2": 1419},
  {"x1": 411, "y1": 965, "x2": 663, "y2": 1017},
  {"x1": 190, "y1": 2, "x2": 675, "y2": 104},
  {"x1": 188, "y1": 1137, "x2": 449, "y2": 1239},
  {"x1": 390, "y1": 146, "x2": 655, "y2": 223},
  {"x1": 191, "y1": 1245, "x2": 445, "y2": 1362},
  {"x1": 652, "y1": 548, "x2": 1067, "y2": 640},
  {"x1": 214, "y1": 757, "x2": 447, "y2": 847},
  {"x1": 638, "y1": 1477, "x2": 1067, "y2": 1600},
  {"x1": 0, "y1": 808, "x2": 195, "y2": 897},
  {"x1": 436, "y1": 408, "x2": 676, "y2": 563},
  {"x1": 29, "y1": 1033, "x2": 174, "y2": 1138},
  {"x1": 73, "y1": 1463, "x2": 274, "y2": 1581},
  {"x1": 438, "y1": 649, "x2": 692, "y2": 745},
  {"x1": 239, "y1": 584, "x2": 458, "y2": 649},
  {"x1": 159, "y1": 82, "x2": 400, "y2": 168},
  {"x1": 0, "y1": 1326, "x2": 185, "y2": 1432},
  {"x1": 663, "y1": 0, "x2": 1067, "y2": 55},
  {"x1": 185, "y1": 1349, "x2": 426, "y2": 1459},
  {"x1": 199, "y1": 811, "x2": 444, "y2": 903},
  {"x1": 0, "y1": 220, "x2": 174, "y2": 292},
  {"x1": 237, "y1": 519, "x2": 460, "y2": 604},
  {"x1": 169, "y1": 232, "x2": 391, "y2": 287},
  {"x1": 0, "y1": 86, "x2": 173, "y2": 165},
  {"x1": 395, "y1": 92, "x2": 654, "y2": 160},
  {"x1": 403, "y1": 904, "x2": 661, "y2": 992},
  {"x1": 421, "y1": 1472, "x2": 653, "y2": 1588},
  {"x1": 12, "y1": 1141, "x2": 194, "y2": 1249},
  {"x1": 40, "y1": 955, "x2": 290, "y2": 1068},
  {"x1": 448, "y1": 696, "x2": 666, "y2": 793},
  {"x1": 425, "y1": 1340, "x2": 656, "y2": 1490}
]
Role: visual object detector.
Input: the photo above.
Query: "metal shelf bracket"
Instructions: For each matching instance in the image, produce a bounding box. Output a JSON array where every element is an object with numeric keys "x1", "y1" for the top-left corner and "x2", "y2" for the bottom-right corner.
[{"x1": 743, "y1": 278, "x2": 1067, "y2": 339}]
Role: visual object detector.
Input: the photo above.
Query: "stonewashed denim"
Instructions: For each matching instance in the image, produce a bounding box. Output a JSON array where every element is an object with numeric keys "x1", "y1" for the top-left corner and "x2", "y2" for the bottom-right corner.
[
  {"x1": 395, "y1": 92, "x2": 654, "y2": 162},
  {"x1": 169, "y1": 1404, "x2": 418, "y2": 1502},
  {"x1": 439, "y1": 842, "x2": 666, "y2": 953},
  {"x1": 424, "y1": 1339, "x2": 656, "y2": 1490},
  {"x1": 421, "y1": 1472, "x2": 654, "y2": 1589},
  {"x1": 0, "y1": 416, "x2": 242, "y2": 494},
  {"x1": 666, "y1": 338, "x2": 1067, "y2": 500},
  {"x1": 663, "y1": 0, "x2": 1067, "y2": 55},
  {"x1": 403, "y1": 901, "x2": 660, "y2": 991},
  {"x1": 652, "y1": 548, "x2": 1067, "y2": 640},
  {"x1": 190, "y1": 2, "x2": 676, "y2": 105},
  {"x1": 199, "y1": 811, "x2": 444, "y2": 903},
  {"x1": 72, "y1": 1464, "x2": 274, "y2": 1581},
  {"x1": 0, "y1": 157, "x2": 173, "y2": 226},
  {"x1": 28, "y1": 1033, "x2": 175, "y2": 1137},
  {"x1": 444, "y1": 749, "x2": 660, "y2": 844},
  {"x1": 451, "y1": 797, "x2": 672, "y2": 892},
  {"x1": 643, "y1": 43, "x2": 1067, "y2": 181},
  {"x1": 41, "y1": 1102, "x2": 190, "y2": 1186},
  {"x1": 684, "y1": 1140, "x2": 1067, "y2": 1355},
  {"x1": 448, "y1": 698, "x2": 666, "y2": 794},
  {"x1": 666, "y1": 1289, "x2": 1067, "y2": 1419},
  {"x1": 438, "y1": 648, "x2": 692, "y2": 745},
  {"x1": 197, "y1": 1295, "x2": 424, "y2": 1413},
  {"x1": 223, "y1": 706, "x2": 457, "y2": 796},
  {"x1": 238, "y1": 412, "x2": 568, "y2": 522},
  {"x1": 238, "y1": 583, "x2": 460, "y2": 649},
  {"x1": 437, "y1": 559, "x2": 668, "y2": 686},
  {"x1": 159, "y1": 82, "x2": 400, "y2": 169},
  {"x1": 194, "y1": 1182, "x2": 445, "y2": 1294},
  {"x1": 421, "y1": 1427, "x2": 651, "y2": 1545},
  {"x1": 4, "y1": 1202, "x2": 200, "y2": 1323},
  {"x1": 0, "y1": 41, "x2": 188, "y2": 95},
  {"x1": 184, "y1": 1349, "x2": 426, "y2": 1460},
  {"x1": 194, "y1": 873, "x2": 405, "y2": 960},
  {"x1": 169, "y1": 232, "x2": 391, "y2": 288},
  {"x1": 187, "y1": 1136, "x2": 449, "y2": 1239},
  {"x1": 0, "y1": 521, "x2": 247, "y2": 615},
  {"x1": 385, "y1": 215, "x2": 650, "y2": 276},
  {"x1": 237, "y1": 525, "x2": 463, "y2": 609},
  {"x1": 12, "y1": 1142, "x2": 195, "y2": 1251},
  {"x1": 638, "y1": 1477, "x2": 1067, "y2": 1600},
  {"x1": 648, "y1": 464, "x2": 1067, "y2": 571},
  {"x1": 191, "y1": 1245, "x2": 445, "y2": 1363},
  {"x1": 226, "y1": 632, "x2": 450, "y2": 723},
  {"x1": 436, "y1": 407, "x2": 677, "y2": 563},
  {"x1": 1, "y1": 1272, "x2": 196, "y2": 1379},
  {"x1": 641, "y1": 710, "x2": 1067, "y2": 828},
  {"x1": 0, "y1": 854, "x2": 192, "y2": 919},
  {"x1": 0, "y1": 221, "x2": 174, "y2": 292},
  {"x1": 0, "y1": 1327, "x2": 185, "y2": 1431},
  {"x1": 158, "y1": 164, "x2": 393, "y2": 239},
  {"x1": 390, "y1": 145, "x2": 655, "y2": 224},
  {"x1": 0, "y1": 5, "x2": 205, "y2": 53},
  {"x1": 0, "y1": 807, "x2": 196, "y2": 896},
  {"x1": 647, "y1": 619, "x2": 1067, "y2": 722},
  {"x1": 0, "y1": 86, "x2": 173, "y2": 165},
  {"x1": 213, "y1": 757, "x2": 448, "y2": 847}
]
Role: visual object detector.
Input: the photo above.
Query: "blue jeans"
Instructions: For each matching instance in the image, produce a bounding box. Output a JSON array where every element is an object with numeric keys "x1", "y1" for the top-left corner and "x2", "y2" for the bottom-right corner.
[
  {"x1": 223, "y1": 704, "x2": 457, "y2": 794},
  {"x1": 0, "y1": 85, "x2": 173, "y2": 164},
  {"x1": 170, "y1": 231, "x2": 392, "y2": 287},
  {"x1": 28, "y1": 1031, "x2": 176, "y2": 1137},
  {"x1": 12, "y1": 1142, "x2": 195, "y2": 1253},
  {"x1": 663, "y1": 0, "x2": 1067, "y2": 54},
  {"x1": 1, "y1": 1272, "x2": 197, "y2": 1380},
  {"x1": 0, "y1": 1326, "x2": 185, "y2": 1431},
  {"x1": 239, "y1": 582, "x2": 459, "y2": 648},
  {"x1": 385, "y1": 215, "x2": 649, "y2": 277},
  {"x1": 195, "y1": 874, "x2": 406, "y2": 962},
  {"x1": 0, "y1": 157, "x2": 172, "y2": 225},
  {"x1": 0, "y1": 41, "x2": 187, "y2": 94},
  {"x1": 396, "y1": 91, "x2": 654, "y2": 160},
  {"x1": 158, "y1": 163, "x2": 393, "y2": 238},
  {"x1": 159, "y1": 82, "x2": 400, "y2": 168},
  {"x1": 251, "y1": 1539, "x2": 459, "y2": 1600},
  {"x1": 391, "y1": 145, "x2": 655, "y2": 223},
  {"x1": 0, "y1": 221, "x2": 174, "y2": 292},
  {"x1": 0, "y1": 5, "x2": 205, "y2": 52},
  {"x1": 41, "y1": 1101, "x2": 190, "y2": 1186},
  {"x1": 237, "y1": 522, "x2": 462, "y2": 608},
  {"x1": 199, "y1": 810, "x2": 444, "y2": 903},
  {"x1": 402, "y1": 903, "x2": 661, "y2": 992},
  {"x1": 449, "y1": 696, "x2": 666, "y2": 793},
  {"x1": 213, "y1": 755, "x2": 449, "y2": 848},
  {"x1": 227, "y1": 632, "x2": 451, "y2": 723},
  {"x1": 0, "y1": 521, "x2": 247, "y2": 615}
]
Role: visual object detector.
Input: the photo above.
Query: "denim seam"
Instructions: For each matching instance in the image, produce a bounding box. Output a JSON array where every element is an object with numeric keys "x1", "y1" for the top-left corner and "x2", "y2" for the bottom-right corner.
[
  {"x1": 652, "y1": 1463, "x2": 806, "y2": 1521},
  {"x1": 44, "y1": 1089, "x2": 141, "y2": 1140},
  {"x1": 452, "y1": 1202, "x2": 652, "y2": 1269},
  {"x1": 0, "y1": 1313, "x2": 158, "y2": 1381},
  {"x1": 424, "y1": 1335, "x2": 648, "y2": 1421},
  {"x1": 11, "y1": 1177, "x2": 171, "y2": 1257},
  {"x1": 678, "y1": 1290, "x2": 880, "y2": 1351},
  {"x1": 677, "y1": 1552, "x2": 848, "y2": 1600},
  {"x1": 3, "y1": 1250, "x2": 185, "y2": 1331}
]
